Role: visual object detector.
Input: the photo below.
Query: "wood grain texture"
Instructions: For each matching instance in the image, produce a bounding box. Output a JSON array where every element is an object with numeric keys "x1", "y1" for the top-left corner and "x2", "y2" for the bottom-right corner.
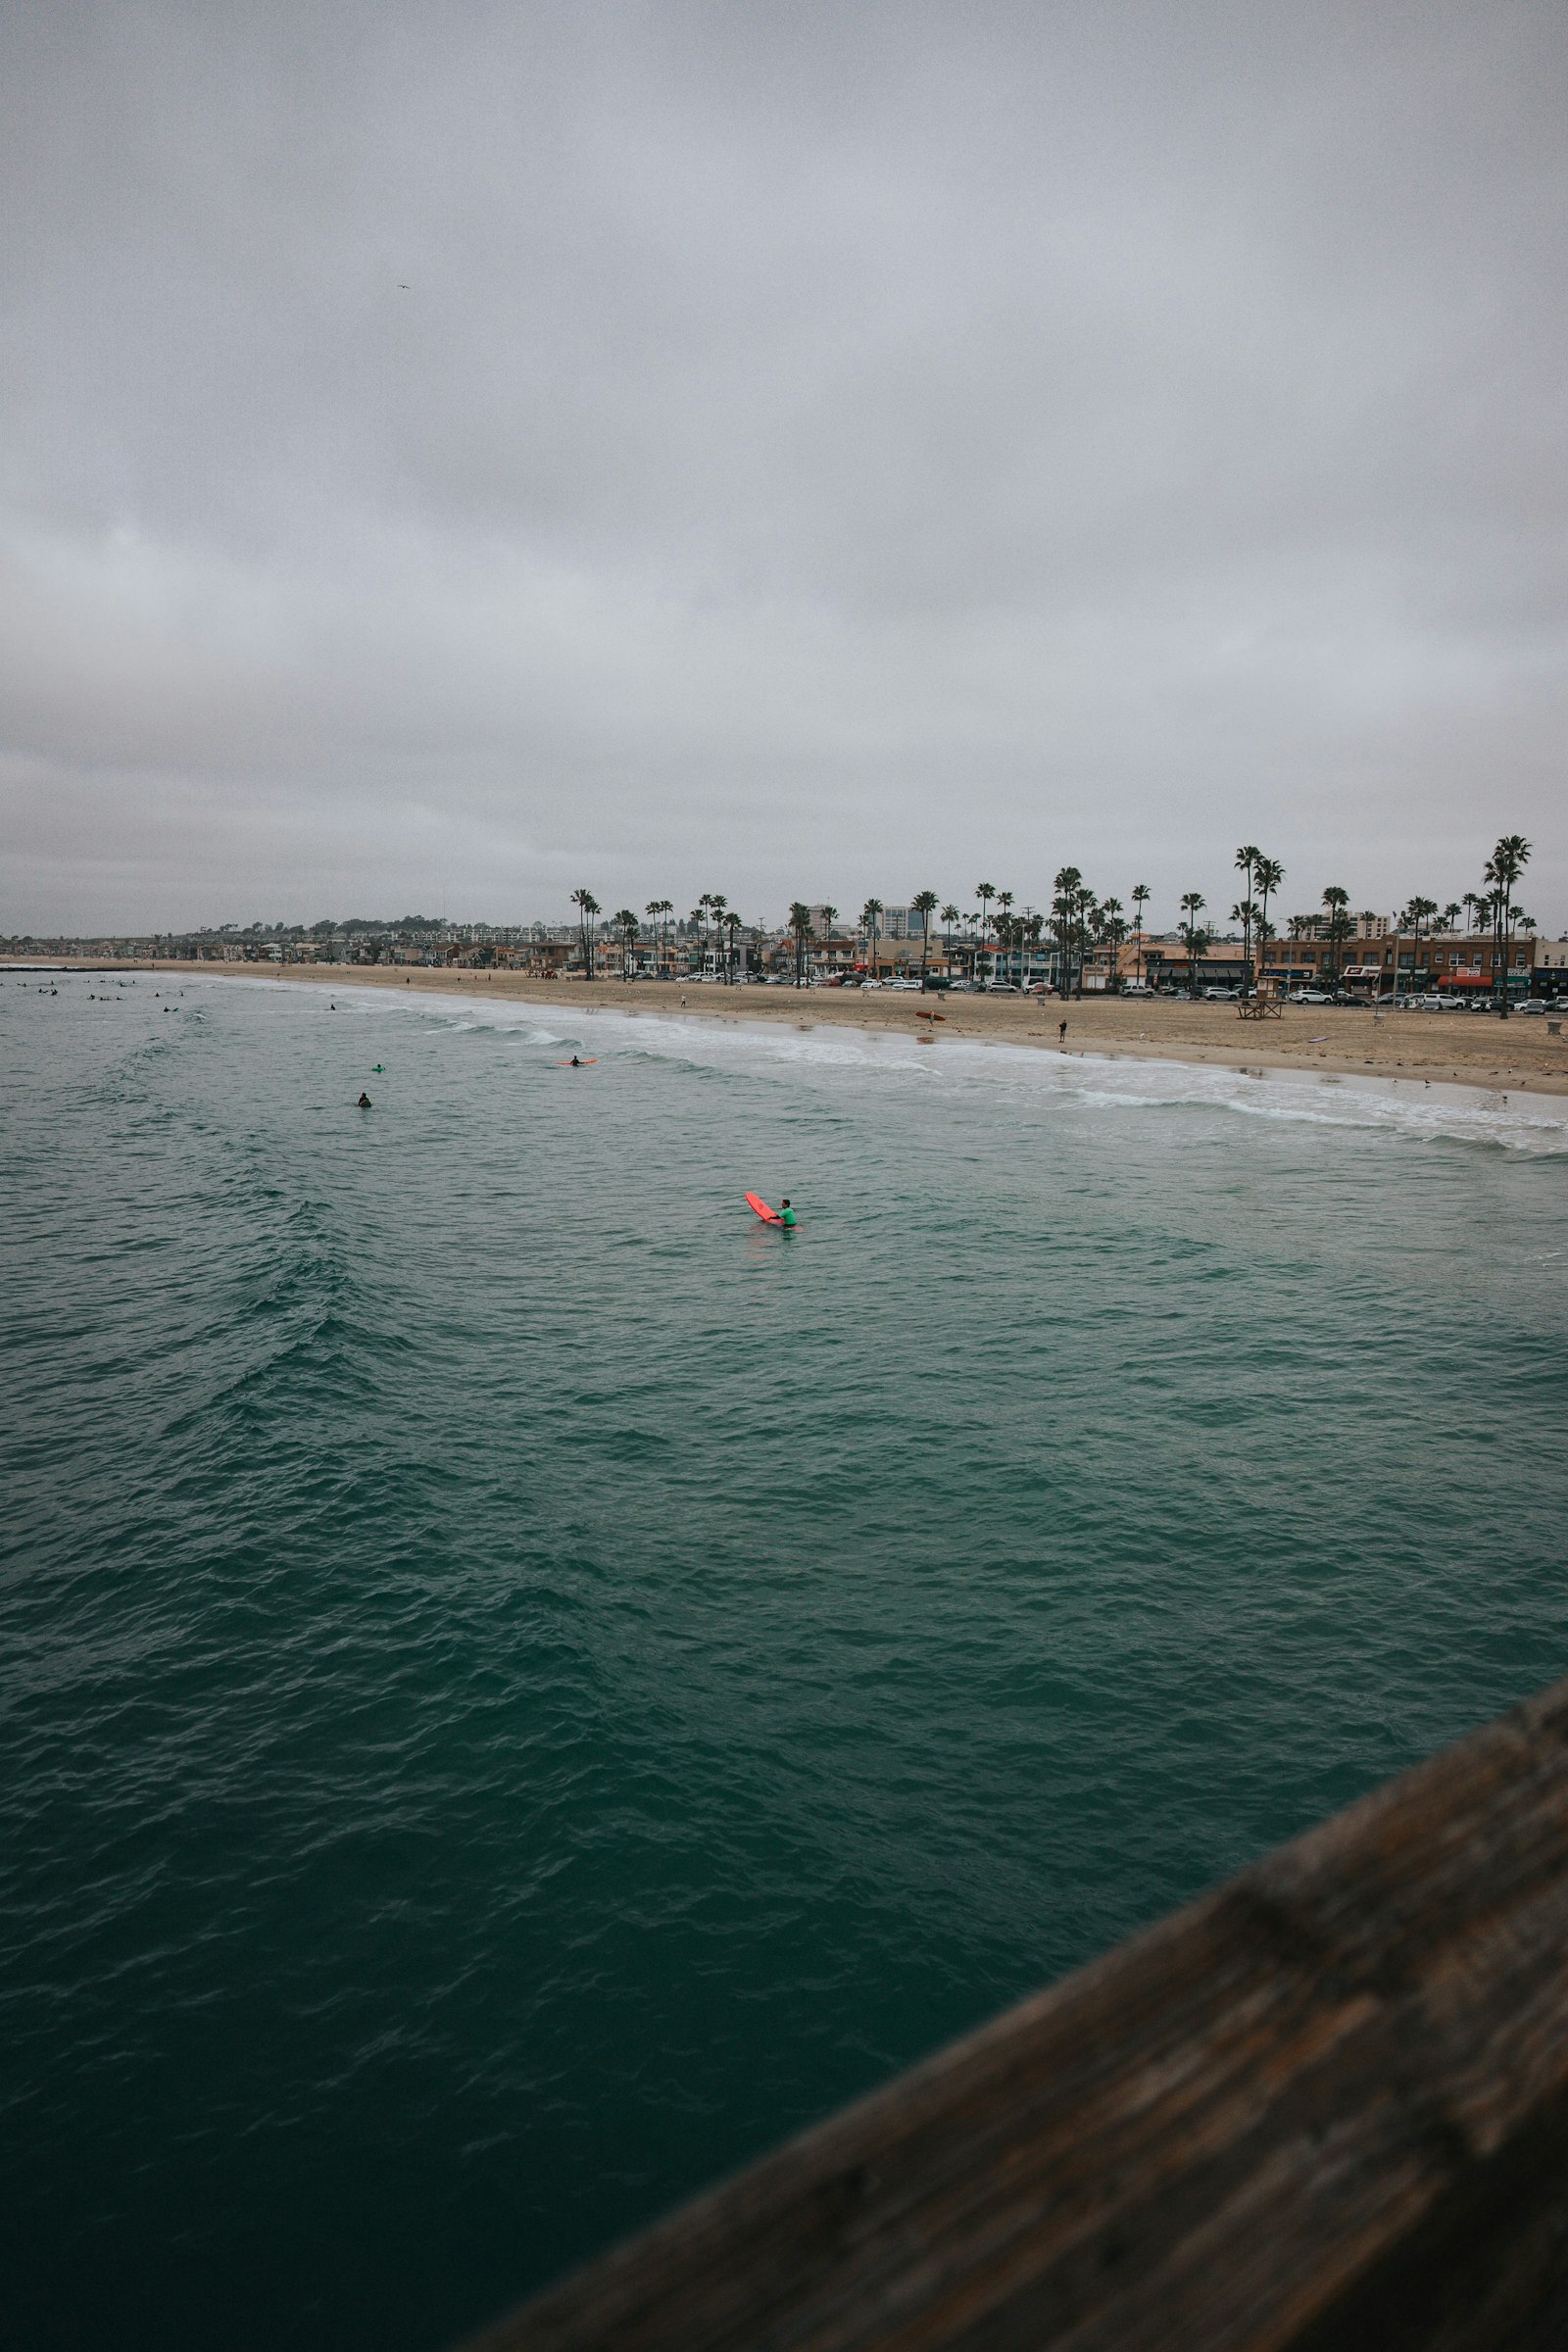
[{"x1": 461, "y1": 1677, "x2": 1568, "y2": 2352}]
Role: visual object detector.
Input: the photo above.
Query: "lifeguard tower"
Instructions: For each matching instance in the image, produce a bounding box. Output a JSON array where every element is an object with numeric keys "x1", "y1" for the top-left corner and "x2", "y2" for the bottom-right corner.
[{"x1": 1237, "y1": 973, "x2": 1285, "y2": 1018}]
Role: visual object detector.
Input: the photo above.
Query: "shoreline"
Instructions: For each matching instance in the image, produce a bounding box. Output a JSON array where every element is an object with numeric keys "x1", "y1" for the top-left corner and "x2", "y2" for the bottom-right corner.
[{"x1": 10, "y1": 956, "x2": 1568, "y2": 1100}]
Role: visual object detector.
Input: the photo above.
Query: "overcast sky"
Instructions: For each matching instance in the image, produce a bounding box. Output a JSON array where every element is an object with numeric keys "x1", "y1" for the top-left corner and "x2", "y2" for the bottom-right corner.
[{"x1": 3, "y1": 0, "x2": 1564, "y2": 935}]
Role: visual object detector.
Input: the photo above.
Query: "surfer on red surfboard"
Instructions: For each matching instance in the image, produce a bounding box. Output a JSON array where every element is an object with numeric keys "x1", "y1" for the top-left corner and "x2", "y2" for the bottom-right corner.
[{"x1": 745, "y1": 1194, "x2": 797, "y2": 1227}]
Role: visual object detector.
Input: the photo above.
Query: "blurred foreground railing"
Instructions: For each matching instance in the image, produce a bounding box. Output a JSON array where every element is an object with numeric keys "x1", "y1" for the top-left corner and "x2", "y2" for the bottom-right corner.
[{"x1": 464, "y1": 1676, "x2": 1568, "y2": 2352}]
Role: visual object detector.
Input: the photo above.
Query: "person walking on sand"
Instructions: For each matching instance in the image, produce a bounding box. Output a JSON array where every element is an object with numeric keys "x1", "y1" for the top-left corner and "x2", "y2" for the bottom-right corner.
[
  {"x1": 778, "y1": 1198, "x2": 798, "y2": 1227},
  {"x1": 1058, "y1": 1019, "x2": 1067, "y2": 1045}
]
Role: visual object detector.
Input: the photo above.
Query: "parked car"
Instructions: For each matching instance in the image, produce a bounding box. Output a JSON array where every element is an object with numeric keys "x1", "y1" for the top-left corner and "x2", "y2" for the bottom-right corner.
[
  {"x1": 1293, "y1": 988, "x2": 1333, "y2": 1004},
  {"x1": 1201, "y1": 986, "x2": 1240, "y2": 1001},
  {"x1": 1516, "y1": 998, "x2": 1549, "y2": 1015}
]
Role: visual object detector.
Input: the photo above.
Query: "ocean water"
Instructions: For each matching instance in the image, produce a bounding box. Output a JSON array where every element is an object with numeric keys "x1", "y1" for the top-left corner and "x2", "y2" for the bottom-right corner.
[{"x1": 4, "y1": 971, "x2": 1566, "y2": 2351}]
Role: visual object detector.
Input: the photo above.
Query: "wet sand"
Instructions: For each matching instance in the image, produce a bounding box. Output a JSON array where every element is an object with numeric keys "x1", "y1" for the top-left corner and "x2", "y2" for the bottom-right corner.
[{"x1": 59, "y1": 959, "x2": 1567, "y2": 1100}]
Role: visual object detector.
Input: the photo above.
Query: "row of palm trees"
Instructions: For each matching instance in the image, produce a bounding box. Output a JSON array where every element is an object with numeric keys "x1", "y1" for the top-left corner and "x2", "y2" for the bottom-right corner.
[
  {"x1": 572, "y1": 834, "x2": 1535, "y2": 1006},
  {"x1": 1179, "y1": 836, "x2": 1534, "y2": 1008},
  {"x1": 571, "y1": 887, "x2": 751, "y2": 980},
  {"x1": 1170, "y1": 839, "x2": 1538, "y2": 1010}
]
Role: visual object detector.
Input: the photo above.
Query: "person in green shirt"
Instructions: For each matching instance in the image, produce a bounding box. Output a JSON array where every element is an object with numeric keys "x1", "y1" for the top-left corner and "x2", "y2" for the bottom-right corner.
[{"x1": 778, "y1": 1198, "x2": 798, "y2": 1227}]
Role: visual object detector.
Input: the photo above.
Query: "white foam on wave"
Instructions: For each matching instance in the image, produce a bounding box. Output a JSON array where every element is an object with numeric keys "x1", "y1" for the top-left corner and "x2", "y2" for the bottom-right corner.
[{"x1": 225, "y1": 979, "x2": 1568, "y2": 1157}]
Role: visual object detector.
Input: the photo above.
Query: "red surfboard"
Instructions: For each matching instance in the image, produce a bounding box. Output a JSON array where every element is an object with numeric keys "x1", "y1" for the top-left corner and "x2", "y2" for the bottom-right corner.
[{"x1": 745, "y1": 1193, "x2": 783, "y2": 1224}]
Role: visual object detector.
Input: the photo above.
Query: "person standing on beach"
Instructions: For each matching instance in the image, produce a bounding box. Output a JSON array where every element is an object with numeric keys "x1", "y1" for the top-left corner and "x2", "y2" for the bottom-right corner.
[{"x1": 1058, "y1": 1020, "x2": 1067, "y2": 1045}]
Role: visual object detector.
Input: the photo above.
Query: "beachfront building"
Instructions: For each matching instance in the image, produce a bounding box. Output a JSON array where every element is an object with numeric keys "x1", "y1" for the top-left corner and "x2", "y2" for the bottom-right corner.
[
  {"x1": 971, "y1": 938, "x2": 1051, "y2": 987},
  {"x1": 1140, "y1": 937, "x2": 1253, "y2": 993},
  {"x1": 1341, "y1": 930, "x2": 1542, "y2": 999},
  {"x1": 853, "y1": 903, "x2": 945, "y2": 980},
  {"x1": 1262, "y1": 936, "x2": 1338, "y2": 986}
]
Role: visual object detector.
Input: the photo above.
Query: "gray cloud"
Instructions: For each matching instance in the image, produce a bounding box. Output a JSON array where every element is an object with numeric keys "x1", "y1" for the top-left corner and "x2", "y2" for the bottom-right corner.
[{"x1": 3, "y1": 0, "x2": 1564, "y2": 933}]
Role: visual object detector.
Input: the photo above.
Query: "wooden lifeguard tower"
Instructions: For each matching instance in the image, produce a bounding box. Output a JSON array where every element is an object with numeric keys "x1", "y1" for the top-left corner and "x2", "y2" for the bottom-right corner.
[{"x1": 1237, "y1": 973, "x2": 1285, "y2": 1019}]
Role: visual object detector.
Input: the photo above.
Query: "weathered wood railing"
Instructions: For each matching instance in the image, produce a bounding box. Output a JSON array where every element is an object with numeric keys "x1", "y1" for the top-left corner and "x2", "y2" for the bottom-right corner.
[{"x1": 464, "y1": 1676, "x2": 1568, "y2": 2351}]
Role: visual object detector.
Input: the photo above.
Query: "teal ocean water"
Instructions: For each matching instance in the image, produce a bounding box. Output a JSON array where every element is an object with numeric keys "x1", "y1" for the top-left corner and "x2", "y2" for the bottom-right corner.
[{"x1": 4, "y1": 971, "x2": 1567, "y2": 2350}]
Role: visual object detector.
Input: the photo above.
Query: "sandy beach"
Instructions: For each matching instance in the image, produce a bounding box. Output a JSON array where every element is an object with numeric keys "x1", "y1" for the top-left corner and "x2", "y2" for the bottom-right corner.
[{"x1": 39, "y1": 958, "x2": 1568, "y2": 1100}]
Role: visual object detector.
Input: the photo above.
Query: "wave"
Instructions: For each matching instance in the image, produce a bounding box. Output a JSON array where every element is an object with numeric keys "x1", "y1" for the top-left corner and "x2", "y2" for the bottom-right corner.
[{"x1": 188, "y1": 978, "x2": 1568, "y2": 1156}]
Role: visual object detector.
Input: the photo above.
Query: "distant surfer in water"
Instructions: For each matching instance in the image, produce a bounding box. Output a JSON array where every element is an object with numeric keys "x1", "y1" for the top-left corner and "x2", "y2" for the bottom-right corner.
[
  {"x1": 358, "y1": 1092, "x2": 372, "y2": 1107},
  {"x1": 570, "y1": 1054, "x2": 582, "y2": 1066},
  {"x1": 778, "y1": 1198, "x2": 797, "y2": 1227}
]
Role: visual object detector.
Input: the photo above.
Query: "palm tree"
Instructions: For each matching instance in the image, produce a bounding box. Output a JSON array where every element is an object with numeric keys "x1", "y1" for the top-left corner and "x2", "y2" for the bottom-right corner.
[
  {"x1": 1231, "y1": 900, "x2": 1256, "y2": 991},
  {"x1": 1234, "y1": 847, "x2": 1260, "y2": 995},
  {"x1": 1130, "y1": 883, "x2": 1152, "y2": 989},
  {"x1": 1049, "y1": 882, "x2": 1072, "y2": 997},
  {"x1": 570, "y1": 887, "x2": 600, "y2": 980},
  {"x1": 1053, "y1": 869, "x2": 1097, "y2": 998},
  {"x1": 788, "y1": 901, "x2": 814, "y2": 989},
  {"x1": 1252, "y1": 859, "x2": 1283, "y2": 981},
  {"x1": 941, "y1": 904, "x2": 960, "y2": 966},
  {"x1": 911, "y1": 889, "x2": 940, "y2": 989},
  {"x1": 1097, "y1": 897, "x2": 1127, "y2": 992},
  {"x1": 723, "y1": 907, "x2": 743, "y2": 983},
  {"x1": 1395, "y1": 896, "x2": 1438, "y2": 1004},
  {"x1": 860, "y1": 897, "x2": 883, "y2": 982},
  {"x1": 613, "y1": 907, "x2": 641, "y2": 979},
  {"x1": 993, "y1": 909, "x2": 1012, "y2": 982},
  {"x1": 1484, "y1": 834, "x2": 1532, "y2": 1017},
  {"x1": 975, "y1": 883, "x2": 997, "y2": 947},
  {"x1": 818, "y1": 906, "x2": 838, "y2": 973},
  {"x1": 1320, "y1": 886, "x2": 1351, "y2": 991},
  {"x1": 646, "y1": 898, "x2": 673, "y2": 975},
  {"x1": 1178, "y1": 892, "x2": 1209, "y2": 998},
  {"x1": 1053, "y1": 867, "x2": 1084, "y2": 996},
  {"x1": 1441, "y1": 902, "x2": 1462, "y2": 936},
  {"x1": 995, "y1": 890, "x2": 1014, "y2": 976}
]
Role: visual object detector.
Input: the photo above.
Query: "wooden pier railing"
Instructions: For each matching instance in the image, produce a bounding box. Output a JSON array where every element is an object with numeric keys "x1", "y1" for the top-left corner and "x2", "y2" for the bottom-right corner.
[{"x1": 464, "y1": 1675, "x2": 1568, "y2": 2352}]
